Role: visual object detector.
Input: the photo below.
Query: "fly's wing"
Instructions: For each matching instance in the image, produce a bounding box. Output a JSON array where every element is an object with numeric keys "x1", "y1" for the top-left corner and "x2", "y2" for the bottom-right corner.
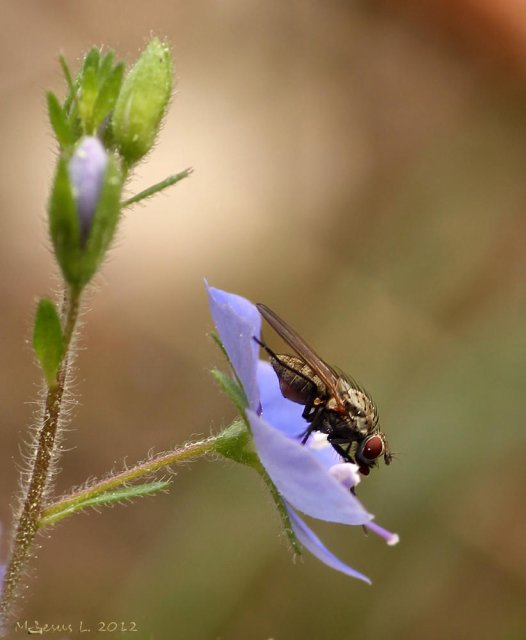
[{"x1": 256, "y1": 303, "x2": 343, "y2": 402}]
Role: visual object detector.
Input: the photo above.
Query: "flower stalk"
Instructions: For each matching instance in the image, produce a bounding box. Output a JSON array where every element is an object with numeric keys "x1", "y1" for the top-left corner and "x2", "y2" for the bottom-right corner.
[
  {"x1": 0, "y1": 286, "x2": 81, "y2": 620},
  {"x1": 40, "y1": 435, "x2": 221, "y2": 527}
]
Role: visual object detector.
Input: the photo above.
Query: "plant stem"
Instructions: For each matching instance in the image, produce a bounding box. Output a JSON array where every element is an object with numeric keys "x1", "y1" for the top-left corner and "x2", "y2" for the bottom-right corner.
[
  {"x1": 0, "y1": 287, "x2": 81, "y2": 622},
  {"x1": 41, "y1": 436, "x2": 219, "y2": 524}
]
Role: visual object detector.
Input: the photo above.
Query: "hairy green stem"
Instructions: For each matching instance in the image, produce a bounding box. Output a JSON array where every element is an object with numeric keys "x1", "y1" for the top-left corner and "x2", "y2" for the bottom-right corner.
[
  {"x1": 0, "y1": 287, "x2": 81, "y2": 622},
  {"x1": 41, "y1": 436, "x2": 219, "y2": 524}
]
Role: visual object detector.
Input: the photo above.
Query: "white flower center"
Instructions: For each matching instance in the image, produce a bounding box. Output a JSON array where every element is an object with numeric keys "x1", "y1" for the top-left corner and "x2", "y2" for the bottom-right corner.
[{"x1": 328, "y1": 462, "x2": 361, "y2": 490}]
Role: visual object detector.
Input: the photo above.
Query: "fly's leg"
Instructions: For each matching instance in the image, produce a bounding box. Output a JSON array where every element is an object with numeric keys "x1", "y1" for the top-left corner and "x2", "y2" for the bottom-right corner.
[
  {"x1": 299, "y1": 402, "x2": 327, "y2": 444},
  {"x1": 327, "y1": 438, "x2": 355, "y2": 464}
]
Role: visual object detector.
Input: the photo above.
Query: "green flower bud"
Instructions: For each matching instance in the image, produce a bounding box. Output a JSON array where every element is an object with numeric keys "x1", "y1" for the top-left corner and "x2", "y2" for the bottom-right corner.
[
  {"x1": 49, "y1": 137, "x2": 123, "y2": 289},
  {"x1": 111, "y1": 38, "x2": 173, "y2": 166}
]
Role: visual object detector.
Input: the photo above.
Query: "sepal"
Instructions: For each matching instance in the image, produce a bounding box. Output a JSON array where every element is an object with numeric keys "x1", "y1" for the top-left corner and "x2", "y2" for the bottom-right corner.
[{"x1": 46, "y1": 91, "x2": 75, "y2": 151}]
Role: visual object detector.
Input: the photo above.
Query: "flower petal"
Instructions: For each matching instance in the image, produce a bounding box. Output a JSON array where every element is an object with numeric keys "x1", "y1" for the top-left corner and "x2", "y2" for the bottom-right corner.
[
  {"x1": 247, "y1": 409, "x2": 371, "y2": 525},
  {"x1": 257, "y1": 360, "x2": 306, "y2": 437},
  {"x1": 287, "y1": 507, "x2": 371, "y2": 584},
  {"x1": 207, "y1": 285, "x2": 261, "y2": 411}
]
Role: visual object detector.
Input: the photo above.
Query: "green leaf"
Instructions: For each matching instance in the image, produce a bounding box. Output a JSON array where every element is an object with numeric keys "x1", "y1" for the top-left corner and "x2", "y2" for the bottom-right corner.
[
  {"x1": 39, "y1": 480, "x2": 171, "y2": 528},
  {"x1": 48, "y1": 156, "x2": 83, "y2": 287},
  {"x1": 121, "y1": 169, "x2": 192, "y2": 208},
  {"x1": 47, "y1": 91, "x2": 74, "y2": 149},
  {"x1": 33, "y1": 298, "x2": 65, "y2": 387}
]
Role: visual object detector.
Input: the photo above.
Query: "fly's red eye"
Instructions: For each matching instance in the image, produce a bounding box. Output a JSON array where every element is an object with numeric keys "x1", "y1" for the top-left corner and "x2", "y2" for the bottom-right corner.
[{"x1": 362, "y1": 435, "x2": 384, "y2": 461}]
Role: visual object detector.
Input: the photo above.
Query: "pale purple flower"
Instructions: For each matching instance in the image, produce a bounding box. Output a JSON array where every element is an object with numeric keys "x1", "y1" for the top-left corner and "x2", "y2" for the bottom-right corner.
[
  {"x1": 68, "y1": 136, "x2": 108, "y2": 245},
  {"x1": 207, "y1": 284, "x2": 398, "y2": 583}
]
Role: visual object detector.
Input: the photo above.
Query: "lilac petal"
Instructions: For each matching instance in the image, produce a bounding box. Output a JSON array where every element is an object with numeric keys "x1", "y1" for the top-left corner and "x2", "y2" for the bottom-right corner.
[
  {"x1": 207, "y1": 285, "x2": 261, "y2": 411},
  {"x1": 68, "y1": 136, "x2": 108, "y2": 245},
  {"x1": 247, "y1": 409, "x2": 371, "y2": 525},
  {"x1": 287, "y1": 507, "x2": 371, "y2": 584},
  {"x1": 257, "y1": 360, "x2": 306, "y2": 437}
]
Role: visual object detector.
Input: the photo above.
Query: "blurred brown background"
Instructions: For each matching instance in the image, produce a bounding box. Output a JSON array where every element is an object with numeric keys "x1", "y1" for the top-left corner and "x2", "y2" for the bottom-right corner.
[{"x1": 1, "y1": 1, "x2": 526, "y2": 639}]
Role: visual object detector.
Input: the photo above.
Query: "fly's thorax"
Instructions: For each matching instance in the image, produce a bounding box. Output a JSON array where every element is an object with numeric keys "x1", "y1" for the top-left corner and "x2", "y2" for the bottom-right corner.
[
  {"x1": 337, "y1": 379, "x2": 377, "y2": 436},
  {"x1": 270, "y1": 354, "x2": 326, "y2": 405}
]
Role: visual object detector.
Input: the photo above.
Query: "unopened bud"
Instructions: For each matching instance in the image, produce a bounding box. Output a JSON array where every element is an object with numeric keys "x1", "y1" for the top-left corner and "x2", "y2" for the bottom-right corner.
[
  {"x1": 68, "y1": 137, "x2": 108, "y2": 245},
  {"x1": 112, "y1": 38, "x2": 173, "y2": 166}
]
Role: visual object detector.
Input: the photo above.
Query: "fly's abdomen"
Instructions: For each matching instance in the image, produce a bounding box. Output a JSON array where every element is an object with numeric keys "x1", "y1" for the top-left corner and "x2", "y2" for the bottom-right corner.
[{"x1": 269, "y1": 354, "x2": 324, "y2": 405}]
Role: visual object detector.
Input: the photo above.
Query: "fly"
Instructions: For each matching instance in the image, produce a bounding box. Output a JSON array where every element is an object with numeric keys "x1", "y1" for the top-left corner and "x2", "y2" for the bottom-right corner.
[{"x1": 255, "y1": 303, "x2": 392, "y2": 476}]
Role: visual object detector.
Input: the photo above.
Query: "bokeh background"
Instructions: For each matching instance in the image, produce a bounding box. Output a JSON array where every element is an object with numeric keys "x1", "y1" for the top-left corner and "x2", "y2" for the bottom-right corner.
[{"x1": 1, "y1": 2, "x2": 526, "y2": 639}]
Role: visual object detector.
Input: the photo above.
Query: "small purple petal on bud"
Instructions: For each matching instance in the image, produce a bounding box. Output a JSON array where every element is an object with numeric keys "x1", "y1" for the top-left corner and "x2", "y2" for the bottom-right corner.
[{"x1": 68, "y1": 137, "x2": 108, "y2": 246}]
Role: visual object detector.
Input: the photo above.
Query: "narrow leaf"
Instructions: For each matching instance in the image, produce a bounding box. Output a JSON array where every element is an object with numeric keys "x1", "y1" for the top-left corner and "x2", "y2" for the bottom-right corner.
[
  {"x1": 39, "y1": 480, "x2": 171, "y2": 528},
  {"x1": 33, "y1": 298, "x2": 65, "y2": 386},
  {"x1": 121, "y1": 169, "x2": 192, "y2": 208},
  {"x1": 47, "y1": 91, "x2": 74, "y2": 149}
]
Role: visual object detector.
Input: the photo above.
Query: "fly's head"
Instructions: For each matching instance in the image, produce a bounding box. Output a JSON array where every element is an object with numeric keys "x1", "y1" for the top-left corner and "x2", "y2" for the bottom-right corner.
[{"x1": 355, "y1": 431, "x2": 392, "y2": 475}]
